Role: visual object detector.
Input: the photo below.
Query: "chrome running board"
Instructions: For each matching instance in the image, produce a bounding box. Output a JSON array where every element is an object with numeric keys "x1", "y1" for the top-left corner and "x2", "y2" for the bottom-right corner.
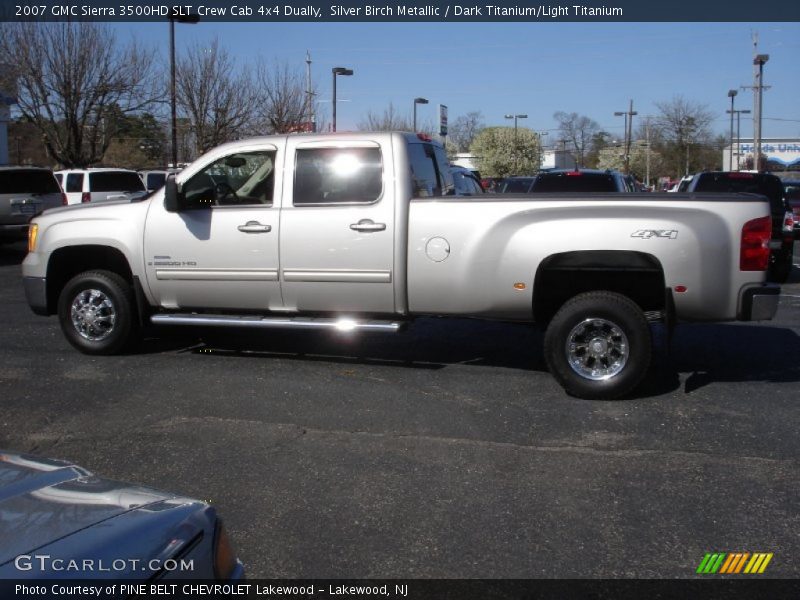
[{"x1": 151, "y1": 313, "x2": 405, "y2": 333}]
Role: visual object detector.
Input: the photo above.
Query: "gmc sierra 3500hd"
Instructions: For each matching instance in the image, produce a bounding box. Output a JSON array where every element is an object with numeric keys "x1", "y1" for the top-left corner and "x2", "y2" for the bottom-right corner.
[{"x1": 22, "y1": 132, "x2": 781, "y2": 399}]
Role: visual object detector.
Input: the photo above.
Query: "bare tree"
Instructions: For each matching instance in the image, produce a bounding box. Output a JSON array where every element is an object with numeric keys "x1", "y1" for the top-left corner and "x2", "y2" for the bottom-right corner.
[
  {"x1": 448, "y1": 111, "x2": 485, "y2": 153},
  {"x1": 176, "y1": 39, "x2": 254, "y2": 156},
  {"x1": 0, "y1": 22, "x2": 161, "y2": 167},
  {"x1": 357, "y1": 103, "x2": 411, "y2": 131},
  {"x1": 253, "y1": 60, "x2": 312, "y2": 134},
  {"x1": 653, "y1": 95, "x2": 715, "y2": 176},
  {"x1": 553, "y1": 111, "x2": 601, "y2": 168}
]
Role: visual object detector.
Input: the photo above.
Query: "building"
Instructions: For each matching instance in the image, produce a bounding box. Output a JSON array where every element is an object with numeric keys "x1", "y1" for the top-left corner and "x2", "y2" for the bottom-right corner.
[{"x1": 723, "y1": 138, "x2": 800, "y2": 173}]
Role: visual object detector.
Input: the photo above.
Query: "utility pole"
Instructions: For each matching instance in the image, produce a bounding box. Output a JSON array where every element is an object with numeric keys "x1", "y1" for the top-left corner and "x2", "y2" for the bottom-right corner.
[
  {"x1": 741, "y1": 35, "x2": 770, "y2": 171},
  {"x1": 305, "y1": 51, "x2": 316, "y2": 132},
  {"x1": 644, "y1": 116, "x2": 651, "y2": 187},
  {"x1": 614, "y1": 100, "x2": 637, "y2": 174}
]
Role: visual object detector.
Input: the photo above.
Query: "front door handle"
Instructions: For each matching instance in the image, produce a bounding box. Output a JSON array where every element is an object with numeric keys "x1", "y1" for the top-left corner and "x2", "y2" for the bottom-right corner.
[
  {"x1": 237, "y1": 221, "x2": 272, "y2": 233},
  {"x1": 350, "y1": 219, "x2": 386, "y2": 232}
]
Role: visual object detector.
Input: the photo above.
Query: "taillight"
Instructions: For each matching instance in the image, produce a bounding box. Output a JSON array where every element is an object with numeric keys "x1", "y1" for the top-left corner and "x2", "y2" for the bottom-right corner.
[
  {"x1": 81, "y1": 192, "x2": 90, "y2": 203},
  {"x1": 783, "y1": 211, "x2": 795, "y2": 233},
  {"x1": 61, "y1": 193, "x2": 68, "y2": 206},
  {"x1": 740, "y1": 216, "x2": 772, "y2": 271},
  {"x1": 565, "y1": 171, "x2": 582, "y2": 177}
]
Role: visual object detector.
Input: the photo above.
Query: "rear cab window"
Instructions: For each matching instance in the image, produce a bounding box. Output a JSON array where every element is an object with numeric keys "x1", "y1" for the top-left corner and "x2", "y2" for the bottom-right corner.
[{"x1": 408, "y1": 142, "x2": 453, "y2": 198}]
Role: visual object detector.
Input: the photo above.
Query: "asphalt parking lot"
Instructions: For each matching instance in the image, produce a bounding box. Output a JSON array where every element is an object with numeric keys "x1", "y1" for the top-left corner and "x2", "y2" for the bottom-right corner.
[{"x1": 1, "y1": 240, "x2": 798, "y2": 579}]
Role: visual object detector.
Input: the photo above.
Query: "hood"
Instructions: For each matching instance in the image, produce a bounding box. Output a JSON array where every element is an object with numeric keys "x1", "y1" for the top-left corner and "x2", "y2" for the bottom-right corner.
[
  {"x1": 35, "y1": 194, "x2": 153, "y2": 224},
  {"x1": 0, "y1": 452, "x2": 174, "y2": 565}
]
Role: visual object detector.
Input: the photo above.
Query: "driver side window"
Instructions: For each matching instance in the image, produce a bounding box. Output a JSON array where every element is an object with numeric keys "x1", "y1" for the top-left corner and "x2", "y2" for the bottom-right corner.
[{"x1": 182, "y1": 150, "x2": 277, "y2": 208}]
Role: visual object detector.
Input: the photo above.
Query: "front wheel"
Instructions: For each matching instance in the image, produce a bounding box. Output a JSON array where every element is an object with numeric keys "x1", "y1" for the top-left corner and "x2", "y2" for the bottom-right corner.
[
  {"x1": 543, "y1": 291, "x2": 652, "y2": 400},
  {"x1": 58, "y1": 270, "x2": 139, "y2": 355}
]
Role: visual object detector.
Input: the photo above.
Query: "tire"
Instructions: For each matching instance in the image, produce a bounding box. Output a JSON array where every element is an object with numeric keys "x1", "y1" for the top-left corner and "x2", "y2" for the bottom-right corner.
[
  {"x1": 57, "y1": 270, "x2": 139, "y2": 355},
  {"x1": 543, "y1": 291, "x2": 651, "y2": 400}
]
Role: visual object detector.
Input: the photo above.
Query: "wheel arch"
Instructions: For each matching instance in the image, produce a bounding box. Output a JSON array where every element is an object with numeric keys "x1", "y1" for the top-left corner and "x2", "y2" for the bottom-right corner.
[
  {"x1": 533, "y1": 250, "x2": 666, "y2": 323},
  {"x1": 45, "y1": 245, "x2": 134, "y2": 315}
]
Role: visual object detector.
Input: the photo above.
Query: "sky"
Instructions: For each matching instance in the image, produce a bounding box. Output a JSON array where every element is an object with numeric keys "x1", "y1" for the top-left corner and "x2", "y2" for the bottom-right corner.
[{"x1": 109, "y1": 21, "x2": 800, "y2": 141}]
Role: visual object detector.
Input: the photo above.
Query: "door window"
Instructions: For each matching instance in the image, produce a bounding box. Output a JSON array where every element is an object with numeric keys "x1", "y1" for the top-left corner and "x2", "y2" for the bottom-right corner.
[
  {"x1": 182, "y1": 150, "x2": 277, "y2": 208},
  {"x1": 293, "y1": 147, "x2": 383, "y2": 206}
]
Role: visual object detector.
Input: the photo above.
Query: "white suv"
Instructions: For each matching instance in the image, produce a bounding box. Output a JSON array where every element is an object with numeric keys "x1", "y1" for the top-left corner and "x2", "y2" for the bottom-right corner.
[{"x1": 55, "y1": 168, "x2": 147, "y2": 205}]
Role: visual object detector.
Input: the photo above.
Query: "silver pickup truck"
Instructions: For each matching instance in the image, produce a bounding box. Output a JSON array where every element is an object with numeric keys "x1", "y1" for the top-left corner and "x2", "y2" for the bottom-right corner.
[{"x1": 22, "y1": 132, "x2": 780, "y2": 399}]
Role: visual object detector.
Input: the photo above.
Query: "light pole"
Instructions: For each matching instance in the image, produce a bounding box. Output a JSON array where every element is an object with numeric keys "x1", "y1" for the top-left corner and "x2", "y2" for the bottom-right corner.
[
  {"x1": 731, "y1": 108, "x2": 751, "y2": 170},
  {"x1": 752, "y1": 54, "x2": 769, "y2": 171},
  {"x1": 168, "y1": 12, "x2": 199, "y2": 167},
  {"x1": 726, "y1": 90, "x2": 737, "y2": 171},
  {"x1": 413, "y1": 97, "x2": 428, "y2": 132},
  {"x1": 614, "y1": 100, "x2": 637, "y2": 174},
  {"x1": 504, "y1": 113, "x2": 527, "y2": 174},
  {"x1": 331, "y1": 67, "x2": 353, "y2": 132}
]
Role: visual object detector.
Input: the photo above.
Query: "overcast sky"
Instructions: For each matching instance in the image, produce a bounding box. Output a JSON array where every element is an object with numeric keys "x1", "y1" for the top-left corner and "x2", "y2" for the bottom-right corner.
[{"x1": 111, "y1": 21, "x2": 800, "y2": 140}]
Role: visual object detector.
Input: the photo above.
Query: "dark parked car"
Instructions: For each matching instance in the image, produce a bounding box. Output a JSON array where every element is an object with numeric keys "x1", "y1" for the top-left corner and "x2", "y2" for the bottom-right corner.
[
  {"x1": 784, "y1": 180, "x2": 800, "y2": 237},
  {"x1": 0, "y1": 452, "x2": 244, "y2": 581},
  {"x1": 686, "y1": 171, "x2": 794, "y2": 282},
  {"x1": 0, "y1": 167, "x2": 65, "y2": 243},
  {"x1": 529, "y1": 169, "x2": 631, "y2": 193}
]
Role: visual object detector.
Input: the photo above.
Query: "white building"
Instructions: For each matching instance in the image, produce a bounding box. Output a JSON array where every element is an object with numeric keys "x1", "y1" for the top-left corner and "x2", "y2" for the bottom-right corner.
[{"x1": 723, "y1": 138, "x2": 800, "y2": 172}]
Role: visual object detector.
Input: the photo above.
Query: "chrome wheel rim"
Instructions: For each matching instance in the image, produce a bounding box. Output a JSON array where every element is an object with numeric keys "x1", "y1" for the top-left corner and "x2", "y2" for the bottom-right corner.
[
  {"x1": 565, "y1": 318, "x2": 629, "y2": 381},
  {"x1": 70, "y1": 288, "x2": 116, "y2": 341}
]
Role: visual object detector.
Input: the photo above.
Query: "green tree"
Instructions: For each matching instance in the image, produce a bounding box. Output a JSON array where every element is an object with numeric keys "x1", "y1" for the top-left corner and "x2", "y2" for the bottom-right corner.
[
  {"x1": 597, "y1": 140, "x2": 665, "y2": 182},
  {"x1": 470, "y1": 127, "x2": 542, "y2": 177}
]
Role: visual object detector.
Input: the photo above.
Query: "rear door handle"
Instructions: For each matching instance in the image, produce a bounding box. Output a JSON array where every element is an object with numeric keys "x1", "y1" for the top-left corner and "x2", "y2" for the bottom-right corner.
[
  {"x1": 237, "y1": 221, "x2": 272, "y2": 233},
  {"x1": 350, "y1": 219, "x2": 386, "y2": 232}
]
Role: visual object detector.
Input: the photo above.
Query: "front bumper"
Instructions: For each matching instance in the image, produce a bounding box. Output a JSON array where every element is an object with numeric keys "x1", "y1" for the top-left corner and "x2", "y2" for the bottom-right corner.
[
  {"x1": 23, "y1": 276, "x2": 49, "y2": 316},
  {"x1": 740, "y1": 283, "x2": 781, "y2": 321}
]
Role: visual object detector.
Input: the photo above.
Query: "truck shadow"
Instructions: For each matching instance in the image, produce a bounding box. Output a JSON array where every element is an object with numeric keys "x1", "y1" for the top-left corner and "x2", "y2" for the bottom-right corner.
[{"x1": 140, "y1": 318, "x2": 800, "y2": 398}]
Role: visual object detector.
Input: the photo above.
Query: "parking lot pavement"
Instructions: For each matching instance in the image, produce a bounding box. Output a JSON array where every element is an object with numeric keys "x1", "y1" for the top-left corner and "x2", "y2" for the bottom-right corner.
[{"x1": 1, "y1": 241, "x2": 799, "y2": 578}]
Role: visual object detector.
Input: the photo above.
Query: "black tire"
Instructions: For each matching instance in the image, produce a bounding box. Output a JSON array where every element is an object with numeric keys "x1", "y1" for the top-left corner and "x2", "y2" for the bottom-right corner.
[
  {"x1": 57, "y1": 270, "x2": 139, "y2": 355},
  {"x1": 543, "y1": 291, "x2": 651, "y2": 400}
]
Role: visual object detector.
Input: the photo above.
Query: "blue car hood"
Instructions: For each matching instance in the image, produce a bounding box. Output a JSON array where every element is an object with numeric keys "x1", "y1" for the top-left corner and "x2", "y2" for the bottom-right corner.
[{"x1": 0, "y1": 452, "x2": 174, "y2": 565}]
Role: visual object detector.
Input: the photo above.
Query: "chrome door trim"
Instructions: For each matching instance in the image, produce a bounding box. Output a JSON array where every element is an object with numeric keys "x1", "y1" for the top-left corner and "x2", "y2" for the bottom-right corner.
[
  {"x1": 282, "y1": 269, "x2": 392, "y2": 283},
  {"x1": 155, "y1": 268, "x2": 279, "y2": 281}
]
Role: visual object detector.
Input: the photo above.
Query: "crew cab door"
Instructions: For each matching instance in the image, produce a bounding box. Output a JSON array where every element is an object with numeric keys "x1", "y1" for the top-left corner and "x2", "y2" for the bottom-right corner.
[
  {"x1": 279, "y1": 139, "x2": 395, "y2": 313},
  {"x1": 143, "y1": 144, "x2": 283, "y2": 311}
]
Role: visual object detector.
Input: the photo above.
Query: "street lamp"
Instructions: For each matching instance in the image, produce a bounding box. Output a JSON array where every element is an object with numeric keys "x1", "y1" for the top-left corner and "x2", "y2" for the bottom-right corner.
[
  {"x1": 726, "y1": 90, "x2": 738, "y2": 171},
  {"x1": 413, "y1": 97, "x2": 428, "y2": 132},
  {"x1": 614, "y1": 100, "x2": 637, "y2": 173},
  {"x1": 168, "y1": 12, "x2": 199, "y2": 167},
  {"x1": 504, "y1": 113, "x2": 527, "y2": 174},
  {"x1": 753, "y1": 54, "x2": 769, "y2": 171},
  {"x1": 331, "y1": 67, "x2": 353, "y2": 132}
]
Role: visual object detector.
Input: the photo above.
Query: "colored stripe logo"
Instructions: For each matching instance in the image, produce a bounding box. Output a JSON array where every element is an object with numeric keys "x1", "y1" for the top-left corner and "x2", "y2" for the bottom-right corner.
[{"x1": 696, "y1": 552, "x2": 773, "y2": 574}]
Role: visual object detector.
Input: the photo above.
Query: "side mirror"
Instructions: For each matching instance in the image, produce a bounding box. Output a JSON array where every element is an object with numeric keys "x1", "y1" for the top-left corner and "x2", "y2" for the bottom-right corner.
[{"x1": 164, "y1": 174, "x2": 182, "y2": 212}]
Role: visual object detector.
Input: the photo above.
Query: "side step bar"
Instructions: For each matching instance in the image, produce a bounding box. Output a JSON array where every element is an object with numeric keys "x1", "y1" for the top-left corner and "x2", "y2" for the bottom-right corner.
[{"x1": 150, "y1": 313, "x2": 405, "y2": 333}]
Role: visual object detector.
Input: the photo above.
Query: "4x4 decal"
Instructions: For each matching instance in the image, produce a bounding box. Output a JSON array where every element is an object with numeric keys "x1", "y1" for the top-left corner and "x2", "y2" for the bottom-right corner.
[{"x1": 631, "y1": 229, "x2": 679, "y2": 239}]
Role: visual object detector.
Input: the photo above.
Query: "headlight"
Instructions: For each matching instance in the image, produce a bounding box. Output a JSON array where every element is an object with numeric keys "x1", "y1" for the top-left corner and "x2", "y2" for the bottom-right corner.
[{"x1": 28, "y1": 223, "x2": 38, "y2": 253}]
